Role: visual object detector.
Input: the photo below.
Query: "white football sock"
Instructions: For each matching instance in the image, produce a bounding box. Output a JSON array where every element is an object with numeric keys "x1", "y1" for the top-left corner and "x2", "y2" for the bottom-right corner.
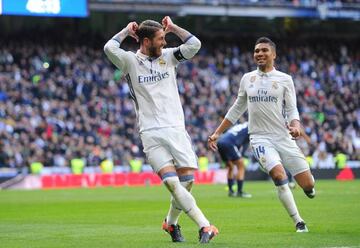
[
  {"x1": 277, "y1": 183, "x2": 303, "y2": 224},
  {"x1": 166, "y1": 179, "x2": 193, "y2": 225},
  {"x1": 163, "y1": 176, "x2": 210, "y2": 228}
]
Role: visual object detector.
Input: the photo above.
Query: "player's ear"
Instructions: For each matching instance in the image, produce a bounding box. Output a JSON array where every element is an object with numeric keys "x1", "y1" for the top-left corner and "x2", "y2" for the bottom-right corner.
[
  {"x1": 142, "y1": 37, "x2": 150, "y2": 47},
  {"x1": 273, "y1": 51, "x2": 276, "y2": 60}
]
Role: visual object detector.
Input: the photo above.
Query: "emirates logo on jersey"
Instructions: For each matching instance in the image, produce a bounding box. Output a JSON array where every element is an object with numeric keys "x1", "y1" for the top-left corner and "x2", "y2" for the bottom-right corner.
[
  {"x1": 249, "y1": 88, "x2": 278, "y2": 103},
  {"x1": 138, "y1": 72, "x2": 170, "y2": 84}
]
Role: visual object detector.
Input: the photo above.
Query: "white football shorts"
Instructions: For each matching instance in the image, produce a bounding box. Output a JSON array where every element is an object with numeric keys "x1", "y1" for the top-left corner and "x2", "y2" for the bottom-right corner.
[
  {"x1": 140, "y1": 126, "x2": 198, "y2": 173},
  {"x1": 250, "y1": 135, "x2": 310, "y2": 176}
]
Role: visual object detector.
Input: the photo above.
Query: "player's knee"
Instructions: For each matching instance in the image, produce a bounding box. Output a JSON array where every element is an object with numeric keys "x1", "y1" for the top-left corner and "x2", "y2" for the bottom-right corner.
[
  {"x1": 162, "y1": 173, "x2": 181, "y2": 193},
  {"x1": 271, "y1": 171, "x2": 287, "y2": 183},
  {"x1": 269, "y1": 165, "x2": 287, "y2": 182},
  {"x1": 179, "y1": 174, "x2": 194, "y2": 191},
  {"x1": 273, "y1": 178, "x2": 289, "y2": 187}
]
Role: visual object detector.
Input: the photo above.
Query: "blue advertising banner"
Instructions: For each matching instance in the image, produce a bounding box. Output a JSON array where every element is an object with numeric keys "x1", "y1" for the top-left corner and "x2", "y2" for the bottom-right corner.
[{"x1": 0, "y1": 0, "x2": 88, "y2": 17}]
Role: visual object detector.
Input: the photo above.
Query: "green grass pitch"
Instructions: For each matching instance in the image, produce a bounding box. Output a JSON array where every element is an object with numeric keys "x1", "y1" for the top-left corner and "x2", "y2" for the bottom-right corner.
[{"x1": 0, "y1": 180, "x2": 359, "y2": 248}]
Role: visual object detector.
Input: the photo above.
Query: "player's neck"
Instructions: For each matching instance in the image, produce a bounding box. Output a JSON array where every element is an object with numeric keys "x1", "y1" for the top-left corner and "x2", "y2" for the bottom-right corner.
[
  {"x1": 139, "y1": 47, "x2": 159, "y2": 59},
  {"x1": 258, "y1": 65, "x2": 274, "y2": 73},
  {"x1": 139, "y1": 47, "x2": 150, "y2": 57}
]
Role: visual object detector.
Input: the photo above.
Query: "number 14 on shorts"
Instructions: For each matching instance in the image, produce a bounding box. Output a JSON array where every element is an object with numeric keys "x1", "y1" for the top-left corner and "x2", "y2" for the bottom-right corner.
[{"x1": 254, "y1": 145, "x2": 265, "y2": 160}]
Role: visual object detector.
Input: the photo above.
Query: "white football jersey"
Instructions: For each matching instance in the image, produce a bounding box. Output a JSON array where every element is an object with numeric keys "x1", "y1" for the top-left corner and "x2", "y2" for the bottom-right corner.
[
  {"x1": 225, "y1": 68, "x2": 300, "y2": 138},
  {"x1": 104, "y1": 36, "x2": 201, "y2": 132}
]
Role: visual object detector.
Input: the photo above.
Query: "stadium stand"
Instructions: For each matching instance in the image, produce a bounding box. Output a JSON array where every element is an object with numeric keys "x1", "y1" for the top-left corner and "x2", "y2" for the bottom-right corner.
[
  {"x1": 90, "y1": 0, "x2": 360, "y2": 19},
  {"x1": 0, "y1": 0, "x2": 359, "y2": 175},
  {"x1": 0, "y1": 35, "x2": 358, "y2": 172}
]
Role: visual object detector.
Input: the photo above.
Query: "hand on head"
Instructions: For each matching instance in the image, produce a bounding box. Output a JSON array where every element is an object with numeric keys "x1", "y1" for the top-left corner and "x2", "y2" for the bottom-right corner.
[
  {"x1": 127, "y1": 22, "x2": 139, "y2": 42},
  {"x1": 162, "y1": 16, "x2": 174, "y2": 34}
]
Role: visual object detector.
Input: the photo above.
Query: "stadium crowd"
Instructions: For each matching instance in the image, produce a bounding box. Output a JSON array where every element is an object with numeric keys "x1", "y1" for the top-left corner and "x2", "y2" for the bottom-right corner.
[
  {"x1": 0, "y1": 38, "x2": 359, "y2": 171},
  {"x1": 104, "y1": 0, "x2": 360, "y2": 7}
]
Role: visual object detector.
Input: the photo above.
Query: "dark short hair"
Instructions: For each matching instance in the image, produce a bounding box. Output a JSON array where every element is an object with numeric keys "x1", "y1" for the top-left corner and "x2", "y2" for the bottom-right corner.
[
  {"x1": 136, "y1": 20, "x2": 163, "y2": 43},
  {"x1": 255, "y1": 37, "x2": 276, "y2": 51}
]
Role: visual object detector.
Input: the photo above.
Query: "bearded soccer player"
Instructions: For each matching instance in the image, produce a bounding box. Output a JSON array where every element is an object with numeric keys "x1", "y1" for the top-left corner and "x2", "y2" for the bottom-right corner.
[
  {"x1": 208, "y1": 37, "x2": 315, "y2": 233},
  {"x1": 104, "y1": 16, "x2": 218, "y2": 243}
]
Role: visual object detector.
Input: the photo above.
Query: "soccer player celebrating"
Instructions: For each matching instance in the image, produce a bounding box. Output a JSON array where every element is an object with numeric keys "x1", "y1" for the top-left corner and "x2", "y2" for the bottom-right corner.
[
  {"x1": 104, "y1": 16, "x2": 218, "y2": 243},
  {"x1": 217, "y1": 122, "x2": 252, "y2": 198},
  {"x1": 208, "y1": 37, "x2": 315, "y2": 233}
]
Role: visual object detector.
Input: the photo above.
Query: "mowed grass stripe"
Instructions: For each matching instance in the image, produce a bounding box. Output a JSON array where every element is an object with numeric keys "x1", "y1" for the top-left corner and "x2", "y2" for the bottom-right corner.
[{"x1": 0, "y1": 180, "x2": 359, "y2": 248}]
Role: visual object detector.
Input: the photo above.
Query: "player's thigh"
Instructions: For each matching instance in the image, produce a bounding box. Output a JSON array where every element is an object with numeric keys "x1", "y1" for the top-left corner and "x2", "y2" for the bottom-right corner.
[
  {"x1": 166, "y1": 127, "x2": 197, "y2": 170},
  {"x1": 277, "y1": 138, "x2": 309, "y2": 176},
  {"x1": 250, "y1": 138, "x2": 281, "y2": 174},
  {"x1": 218, "y1": 142, "x2": 240, "y2": 162},
  {"x1": 140, "y1": 130, "x2": 173, "y2": 173}
]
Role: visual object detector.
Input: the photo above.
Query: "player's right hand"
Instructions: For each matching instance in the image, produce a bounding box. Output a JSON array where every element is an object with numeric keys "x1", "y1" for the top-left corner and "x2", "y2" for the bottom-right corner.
[
  {"x1": 162, "y1": 16, "x2": 175, "y2": 34},
  {"x1": 126, "y1": 22, "x2": 139, "y2": 42},
  {"x1": 208, "y1": 133, "x2": 219, "y2": 151}
]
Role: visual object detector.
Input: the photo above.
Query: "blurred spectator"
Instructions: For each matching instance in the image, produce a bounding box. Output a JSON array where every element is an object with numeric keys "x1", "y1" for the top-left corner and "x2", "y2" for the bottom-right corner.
[{"x1": 0, "y1": 37, "x2": 358, "y2": 172}]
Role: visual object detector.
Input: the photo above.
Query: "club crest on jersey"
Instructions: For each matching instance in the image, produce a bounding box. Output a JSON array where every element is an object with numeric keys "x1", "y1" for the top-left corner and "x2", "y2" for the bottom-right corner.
[
  {"x1": 158, "y1": 58, "x2": 166, "y2": 66},
  {"x1": 250, "y1": 76, "x2": 256, "y2": 82},
  {"x1": 260, "y1": 156, "x2": 266, "y2": 165},
  {"x1": 272, "y1": 81, "x2": 279, "y2": 89}
]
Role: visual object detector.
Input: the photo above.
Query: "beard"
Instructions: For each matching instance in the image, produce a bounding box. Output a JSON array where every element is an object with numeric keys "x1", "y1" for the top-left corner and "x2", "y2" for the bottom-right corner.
[{"x1": 149, "y1": 46, "x2": 161, "y2": 58}]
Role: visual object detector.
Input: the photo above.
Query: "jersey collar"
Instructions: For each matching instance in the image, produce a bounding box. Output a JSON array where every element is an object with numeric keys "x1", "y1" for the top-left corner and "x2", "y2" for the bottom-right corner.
[
  {"x1": 256, "y1": 67, "x2": 276, "y2": 77},
  {"x1": 136, "y1": 50, "x2": 161, "y2": 62}
]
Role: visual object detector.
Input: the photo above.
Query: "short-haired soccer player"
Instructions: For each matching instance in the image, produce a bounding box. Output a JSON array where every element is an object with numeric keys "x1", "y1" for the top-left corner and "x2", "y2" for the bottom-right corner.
[
  {"x1": 104, "y1": 16, "x2": 218, "y2": 243},
  {"x1": 208, "y1": 37, "x2": 315, "y2": 233}
]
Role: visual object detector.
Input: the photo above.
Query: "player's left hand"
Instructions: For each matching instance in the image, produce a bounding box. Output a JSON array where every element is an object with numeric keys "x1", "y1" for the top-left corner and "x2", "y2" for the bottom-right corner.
[
  {"x1": 126, "y1": 22, "x2": 139, "y2": 42},
  {"x1": 287, "y1": 125, "x2": 301, "y2": 139},
  {"x1": 162, "y1": 16, "x2": 175, "y2": 34},
  {"x1": 208, "y1": 133, "x2": 219, "y2": 151}
]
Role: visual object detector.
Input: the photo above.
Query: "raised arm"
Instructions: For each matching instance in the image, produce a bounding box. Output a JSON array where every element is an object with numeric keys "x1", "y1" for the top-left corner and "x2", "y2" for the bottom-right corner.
[
  {"x1": 103, "y1": 22, "x2": 138, "y2": 71},
  {"x1": 162, "y1": 16, "x2": 201, "y2": 61}
]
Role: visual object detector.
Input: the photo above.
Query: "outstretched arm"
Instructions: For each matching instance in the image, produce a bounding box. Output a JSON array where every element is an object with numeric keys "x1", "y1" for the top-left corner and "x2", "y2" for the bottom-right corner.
[
  {"x1": 208, "y1": 118, "x2": 233, "y2": 151},
  {"x1": 208, "y1": 95, "x2": 247, "y2": 151},
  {"x1": 208, "y1": 77, "x2": 248, "y2": 151}
]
